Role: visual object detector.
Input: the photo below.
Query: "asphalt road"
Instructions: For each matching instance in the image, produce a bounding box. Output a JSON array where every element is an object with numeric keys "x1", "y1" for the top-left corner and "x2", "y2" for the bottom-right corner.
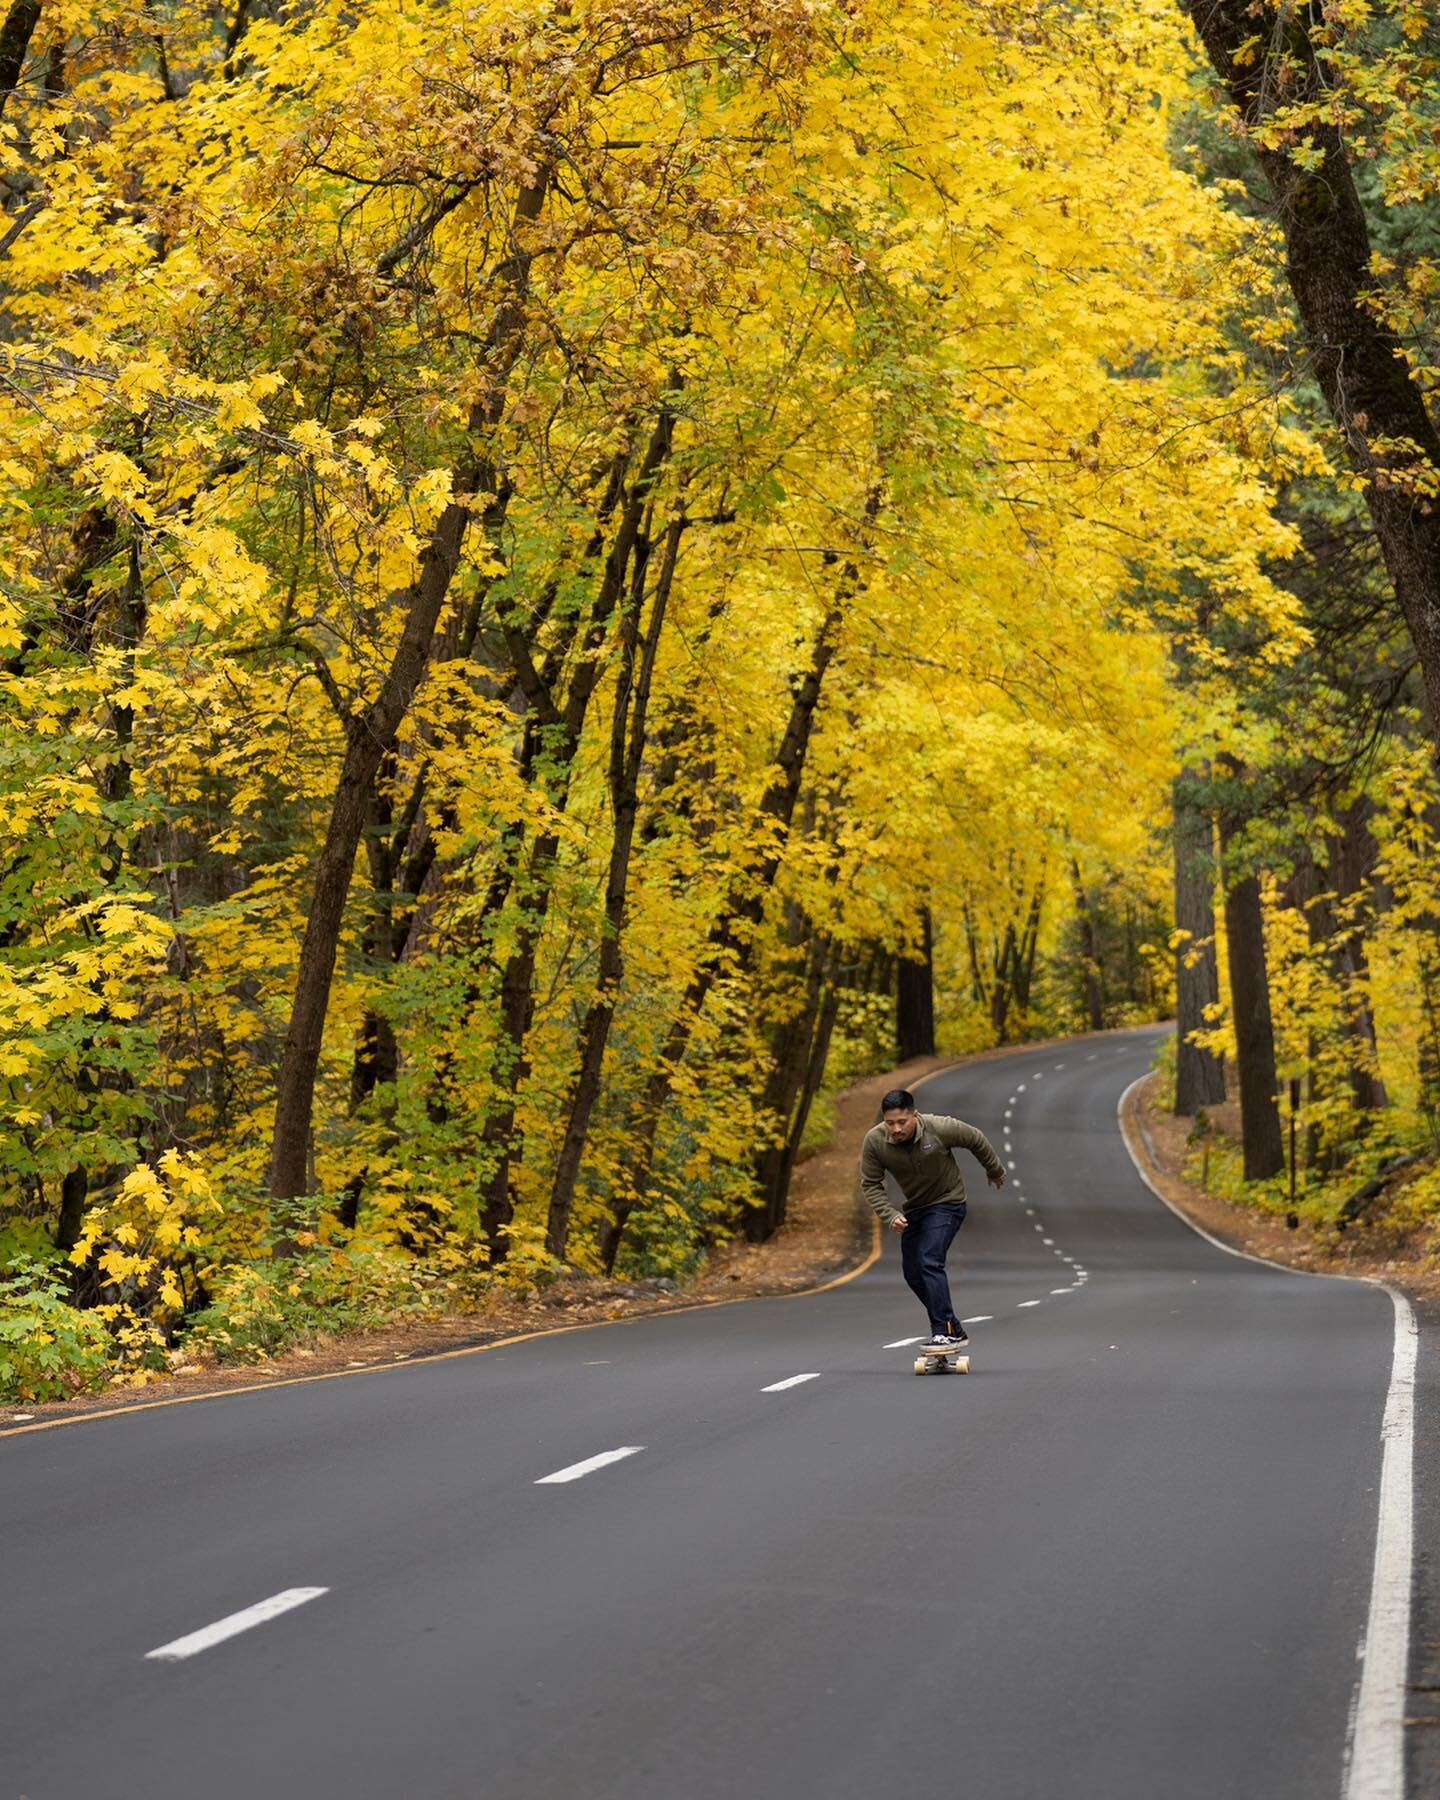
[{"x1": 3, "y1": 1027, "x2": 1415, "y2": 1799}]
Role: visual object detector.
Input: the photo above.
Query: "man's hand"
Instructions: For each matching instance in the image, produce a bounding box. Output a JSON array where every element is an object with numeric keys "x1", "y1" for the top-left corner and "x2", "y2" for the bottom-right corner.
[
  {"x1": 889, "y1": 1213, "x2": 908, "y2": 1232},
  {"x1": 988, "y1": 1171, "x2": 1006, "y2": 1189}
]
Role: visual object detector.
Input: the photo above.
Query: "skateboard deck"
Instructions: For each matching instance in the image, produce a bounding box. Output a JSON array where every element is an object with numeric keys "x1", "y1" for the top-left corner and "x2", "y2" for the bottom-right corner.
[{"x1": 912, "y1": 1342, "x2": 970, "y2": 1375}]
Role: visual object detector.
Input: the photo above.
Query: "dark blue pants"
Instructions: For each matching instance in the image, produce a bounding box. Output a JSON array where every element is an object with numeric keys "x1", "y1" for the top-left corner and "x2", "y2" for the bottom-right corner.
[{"x1": 900, "y1": 1201, "x2": 967, "y2": 1335}]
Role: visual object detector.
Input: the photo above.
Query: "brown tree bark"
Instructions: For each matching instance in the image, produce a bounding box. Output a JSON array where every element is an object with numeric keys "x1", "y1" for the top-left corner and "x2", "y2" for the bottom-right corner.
[
  {"x1": 267, "y1": 171, "x2": 549, "y2": 1204},
  {"x1": 896, "y1": 904, "x2": 936, "y2": 1062},
  {"x1": 1419, "y1": 929, "x2": 1440, "y2": 1142},
  {"x1": 1217, "y1": 763, "x2": 1285, "y2": 1181},
  {"x1": 748, "y1": 932, "x2": 840, "y2": 1243},
  {"x1": 0, "y1": 0, "x2": 41, "y2": 121},
  {"x1": 1181, "y1": 2, "x2": 1440, "y2": 741},
  {"x1": 1327, "y1": 797, "x2": 1388, "y2": 1114},
  {"x1": 1070, "y1": 857, "x2": 1105, "y2": 1033},
  {"x1": 1172, "y1": 766, "x2": 1226, "y2": 1114},
  {"x1": 54, "y1": 1165, "x2": 88, "y2": 1253},
  {"x1": 965, "y1": 882, "x2": 1043, "y2": 1044},
  {"x1": 544, "y1": 512, "x2": 683, "y2": 1261},
  {"x1": 596, "y1": 560, "x2": 856, "y2": 1271},
  {"x1": 475, "y1": 409, "x2": 677, "y2": 1261}
]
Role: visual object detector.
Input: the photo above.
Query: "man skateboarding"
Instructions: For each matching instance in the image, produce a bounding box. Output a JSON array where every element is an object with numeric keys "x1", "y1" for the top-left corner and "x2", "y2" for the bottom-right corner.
[{"x1": 859, "y1": 1088, "x2": 1006, "y2": 1348}]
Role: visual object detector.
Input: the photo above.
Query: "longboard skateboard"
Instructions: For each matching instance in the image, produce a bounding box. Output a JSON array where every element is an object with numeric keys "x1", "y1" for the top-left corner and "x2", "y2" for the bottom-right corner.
[{"x1": 913, "y1": 1342, "x2": 970, "y2": 1375}]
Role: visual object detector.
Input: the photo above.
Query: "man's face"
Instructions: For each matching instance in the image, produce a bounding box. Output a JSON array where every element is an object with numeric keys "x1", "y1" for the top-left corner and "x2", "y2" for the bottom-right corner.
[{"x1": 882, "y1": 1107, "x2": 918, "y2": 1143}]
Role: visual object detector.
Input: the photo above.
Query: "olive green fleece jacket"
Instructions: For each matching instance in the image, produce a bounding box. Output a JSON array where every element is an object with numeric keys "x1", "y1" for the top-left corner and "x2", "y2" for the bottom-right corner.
[{"x1": 859, "y1": 1113, "x2": 1005, "y2": 1228}]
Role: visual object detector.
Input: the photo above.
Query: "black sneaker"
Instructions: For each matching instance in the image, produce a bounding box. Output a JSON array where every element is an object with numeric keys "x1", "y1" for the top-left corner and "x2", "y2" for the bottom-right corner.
[{"x1": 929, "y1": 1328, "x2": 968, "y2": 1348}]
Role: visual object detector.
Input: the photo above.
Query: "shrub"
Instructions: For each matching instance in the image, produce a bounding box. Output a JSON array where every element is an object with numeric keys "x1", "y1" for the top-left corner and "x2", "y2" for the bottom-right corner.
[
  {"x1": 0, "y1": 1256, "x2": 165, "y2": 1402},
  {"x1": 185, "y1": 1239, "x2": 489, "y2": 1364},
  {"x1": 69, "y1": 1150, "x2": 221, "y2": 1326}
]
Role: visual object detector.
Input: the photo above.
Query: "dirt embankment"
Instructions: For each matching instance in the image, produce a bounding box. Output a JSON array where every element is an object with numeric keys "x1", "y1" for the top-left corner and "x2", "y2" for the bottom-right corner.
[{"x1": 1120, "y1": 1071, "x2": 1440, "y2": 1302}]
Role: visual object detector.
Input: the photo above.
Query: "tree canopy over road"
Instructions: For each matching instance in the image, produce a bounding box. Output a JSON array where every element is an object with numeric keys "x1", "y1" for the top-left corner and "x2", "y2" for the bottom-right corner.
[{"x1": 3, "y1": 0, "x2": 1439, "y2": 1397}]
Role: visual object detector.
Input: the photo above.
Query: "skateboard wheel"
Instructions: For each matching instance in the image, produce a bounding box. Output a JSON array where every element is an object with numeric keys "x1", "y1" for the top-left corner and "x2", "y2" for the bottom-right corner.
[{"x1": 913, "y1": 1354, "x2": 970, "y2": 1375}]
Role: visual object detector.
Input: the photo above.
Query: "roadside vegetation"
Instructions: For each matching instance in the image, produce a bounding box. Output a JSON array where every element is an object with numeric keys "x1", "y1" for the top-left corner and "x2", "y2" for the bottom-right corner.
[{"x1": 2, "y1": 0, "x2": 1438, "y2": 1400}]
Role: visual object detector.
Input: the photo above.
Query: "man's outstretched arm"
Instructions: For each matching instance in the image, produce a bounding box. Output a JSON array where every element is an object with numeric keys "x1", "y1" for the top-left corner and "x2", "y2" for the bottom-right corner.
[{"x1": 934, "y1": 1116, "x2": 1006, "y2": 1186}]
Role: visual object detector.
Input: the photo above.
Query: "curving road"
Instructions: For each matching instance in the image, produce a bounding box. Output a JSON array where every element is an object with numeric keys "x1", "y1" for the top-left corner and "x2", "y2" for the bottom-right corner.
[{"x1": 2, "y1": 1027, "x2": 1415, "y2": 1799}]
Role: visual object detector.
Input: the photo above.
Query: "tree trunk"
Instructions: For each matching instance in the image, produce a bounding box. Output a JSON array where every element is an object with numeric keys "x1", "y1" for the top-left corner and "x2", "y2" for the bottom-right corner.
[
  {"x1": 1014, "y1": 884, "x2": 1043, "y2": 1014},
  {"x1": 596, "y1": 513, "x2": 868, "y2": 1273},
  {"x1": 990, "y1": 920, "x2": 1017, "y2": 1042},
  {"x1": 54, "y1": 1166, "x2": 88, "y2": 1253},
  {"x1": 1419, "y1": 927, "x2": 1440, "y2": 1144},
  {"x1": 962, "y1": 903, "x2": 987, "y2": 1009},
  {"x1": 896, "y1": 904, "x2": 936, "y2": 1062},
  {"x1": 774, "y1": 975, "x2": 842, "y2": 1223},
  {"x1": 1070, "y1": 857, "x2": 1105, "y2": 1033},
  {"x1": 1328, "y1": 797, "x2": 1388, "y2": 1114},
  {"x1": 478, "y1": 408, "x2": 676, "y2": 1262},
  {"x1": 748, "y1": 931, "x2": 835, "y2": 1243},
  {"x1": 1181, "y1": 2, "x2": 1440, "y2": 743},
  {"x1": 0, "y1": 0, "x2": 41, "y2": 122},
  {"x1": 1172, "y1": 766, "x2": 1226, "y2": 1114},
  {"x1": 1217, "y1": 767, "x2": 1285, "y2": 1181},
  {"x1": 267, "y1": 169, "x2": 549, "y2": 1204},
  {"x1": 544, "y1": 512, "x2": 683, "y2": 1262}
]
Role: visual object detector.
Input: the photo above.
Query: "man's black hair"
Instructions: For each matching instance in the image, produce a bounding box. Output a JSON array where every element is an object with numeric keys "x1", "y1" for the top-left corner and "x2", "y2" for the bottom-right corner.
[{"x1": 881, "y1": 1088, "x2": 916, "y2": 1112}]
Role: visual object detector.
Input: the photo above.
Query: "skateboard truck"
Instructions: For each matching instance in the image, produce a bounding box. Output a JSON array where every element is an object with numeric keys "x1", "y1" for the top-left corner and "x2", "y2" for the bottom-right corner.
[{"x1": 912, "y1": 1343, "x2": 970, "y2": 1376}]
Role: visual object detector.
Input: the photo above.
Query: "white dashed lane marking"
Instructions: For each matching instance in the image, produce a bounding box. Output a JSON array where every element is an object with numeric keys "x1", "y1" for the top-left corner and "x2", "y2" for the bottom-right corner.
[
  {"x1": 761, "y1": 1373, "x2": 822, "y2": 1393},
  {"x1": 536, "y1": 1446, "x2": 645, "y2": 1484},
  {"x1": 1018, "y1": 1301, "x2": 1042, "y2": 1309},
  {"x1": 145, "y1": 1588, "x2": 328, "y2": 1662}
]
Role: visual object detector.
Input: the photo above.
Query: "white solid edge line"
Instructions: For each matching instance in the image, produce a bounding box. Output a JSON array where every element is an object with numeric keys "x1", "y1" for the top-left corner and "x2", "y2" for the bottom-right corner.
[
  {"x1": 761, "y1": 1372, "x2": 822, "y2": 1393},
  {"x1": 146, "y1": 1587, "x2": 328, "y2": 1661},
  {"x1": 884, "y1": 1336, "x2": 925, "y2": 1348},
  {"x1": 1346, "y1": 1289, "x2": 1418, "y2": 1800},
  {"x1": 1116, "y1": 1074, "x2": 1414, "y2": 1800},
  {"x1": 535, "y1": 1445, "x2": 645, "y2": 1484}
]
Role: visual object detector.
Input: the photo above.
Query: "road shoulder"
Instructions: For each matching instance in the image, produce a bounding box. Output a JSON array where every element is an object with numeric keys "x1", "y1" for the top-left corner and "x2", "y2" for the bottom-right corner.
[{"x1": 1121, "y1": 1070, "x2": 1440, "y2": 1303}]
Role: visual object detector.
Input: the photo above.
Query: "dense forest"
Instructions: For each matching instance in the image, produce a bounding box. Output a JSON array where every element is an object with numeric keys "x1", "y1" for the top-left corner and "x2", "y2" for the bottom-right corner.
[{"x1": 2, "y1": 0, "x2": 1439, "y2": 1398}]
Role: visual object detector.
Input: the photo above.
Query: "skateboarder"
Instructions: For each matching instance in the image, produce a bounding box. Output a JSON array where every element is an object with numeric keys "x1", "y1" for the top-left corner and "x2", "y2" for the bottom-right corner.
[{"x1": 859, "y1": 1088, "x2": 1005, "y2": 1348}]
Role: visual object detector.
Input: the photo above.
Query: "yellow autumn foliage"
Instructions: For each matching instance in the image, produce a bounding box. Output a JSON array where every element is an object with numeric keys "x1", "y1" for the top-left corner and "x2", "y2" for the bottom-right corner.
[{"x1": 9, "y1": 0, "x2": 1432, "y2": 1384}]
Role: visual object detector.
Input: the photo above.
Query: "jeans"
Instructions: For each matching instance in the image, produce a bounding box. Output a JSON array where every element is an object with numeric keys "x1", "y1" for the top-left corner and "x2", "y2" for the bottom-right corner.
[{"x1": 900, "y1": 1200, "x2": 967, "y2": 1335}]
